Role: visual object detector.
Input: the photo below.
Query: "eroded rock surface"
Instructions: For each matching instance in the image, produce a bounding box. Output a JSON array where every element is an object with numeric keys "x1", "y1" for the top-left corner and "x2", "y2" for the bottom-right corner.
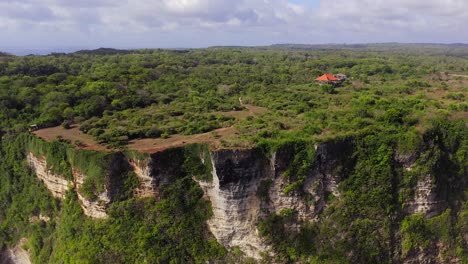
[
  {"x1": 73, "y1": 168, "x2": 110, "y2": 219},
  {"x1": 405, "y1": 174, "x2": 447, "y2": 217},
  {"x1": 130, "y1": 149, "x2": 184, "y2": 199},
  {"x1": 129, "y1": 158, "x2": 157, "y2": 197},
  {"x1": 197, "y1": 149, "x2": 270, "y2": 259},
  {"x1": 0, "y1": 238, "x2": 31, "y2": 264},
  {"x1": 197, "y1": 141, "x2": 354, "y2": 259},
  {"x1": 27, "y1": 153, "x2": 71, "y2": 198}
]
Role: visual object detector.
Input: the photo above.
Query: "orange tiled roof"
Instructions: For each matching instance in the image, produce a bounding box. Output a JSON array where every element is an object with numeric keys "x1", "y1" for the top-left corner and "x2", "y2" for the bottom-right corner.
[{"x1": 315, "y1": 73, "x2": 339, "y2": 81}]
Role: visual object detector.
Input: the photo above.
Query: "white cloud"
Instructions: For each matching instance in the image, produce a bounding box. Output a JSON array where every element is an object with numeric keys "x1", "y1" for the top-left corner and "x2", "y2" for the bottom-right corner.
[
  {"x1": 315, "y1": 0, "x2": 468, "y2": 37},
  {"x1": 0, "y1": 0, "x2": 467, "y2": 50}
]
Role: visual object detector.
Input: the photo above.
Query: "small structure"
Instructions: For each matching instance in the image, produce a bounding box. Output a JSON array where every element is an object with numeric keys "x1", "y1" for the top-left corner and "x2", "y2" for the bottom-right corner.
[
  {"x1": 29, "y1": 124, "x2": 39, "y2": 132},
  {"x1": 335, "y1": 73, "x2": 347, "y2": 81},
  {"x1": 315, "y1": 73, "x2": 346, "y2": 85}
]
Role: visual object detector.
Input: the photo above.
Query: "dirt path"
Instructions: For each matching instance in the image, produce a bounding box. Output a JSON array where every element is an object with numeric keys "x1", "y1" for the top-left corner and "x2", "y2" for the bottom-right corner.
[
  {"x1": 440, "y1": 72, "x2": 468, "y2": 78},
  {"x1": 127, "y1": 126, "x2": 236, "y2": 153},
  {"x1": 33, "y1": 125, "x2": 110, "y2": 151},
  {"x1": 34, "y1": 103, "x2": 268, "y2": 153}
]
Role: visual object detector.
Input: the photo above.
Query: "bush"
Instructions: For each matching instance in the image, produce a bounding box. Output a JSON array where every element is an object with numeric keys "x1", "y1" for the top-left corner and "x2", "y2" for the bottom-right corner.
[
  {"x1": 320, "y1": 84, "x2": 335, "y2": 94},
  {"x1": 61, "y1": 120, "x2": 72, "y2": 129}
]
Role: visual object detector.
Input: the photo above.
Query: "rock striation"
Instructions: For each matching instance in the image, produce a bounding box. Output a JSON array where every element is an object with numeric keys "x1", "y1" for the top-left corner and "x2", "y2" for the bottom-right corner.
[
  {"x1": 27, "y1": 153, "x2": 71, "y2": 199},
  {"x1": 0, "y1": 238, "x2": 31, "y2": 264},
  {"x1": 197, "y1": 149, "x2": 271, "y2": 259},
  {"x1": 72, "y1": 168, "x2": 110, "y2": 219},
  {"x1": 27, "y1": 152, "x2": 113, "y2": 219},
  {"x1": 129, "y1": 158, "x2": 157, "y2": 198},
  {"x1": 197, "y1": 140, "x2": 354, "y2": 259},
  {"x1": 27, "y1": 136, "x2": 460, "y2": 261},
  {"x1": 130, "y1": 149, "x2": 185, "y2": 199},
  {"x1": 405, "y1": 174, "x2": 447, "y2": 218}
]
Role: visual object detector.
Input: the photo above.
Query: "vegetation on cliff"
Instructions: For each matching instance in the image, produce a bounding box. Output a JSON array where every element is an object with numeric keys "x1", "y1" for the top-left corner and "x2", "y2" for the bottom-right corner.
[
  {"x1": 257, "y1": 119, "x2": 467, "y2": 263},
  {"x1": 0, "y1": 44, "x2": 466, "y2": 263},
  {"x1": 0, "y1": 135, "x2": 226, "y2": 263}
]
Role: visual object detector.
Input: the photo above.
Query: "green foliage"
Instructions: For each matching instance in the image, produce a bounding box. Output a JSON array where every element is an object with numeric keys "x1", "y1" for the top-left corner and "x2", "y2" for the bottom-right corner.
[
  {"x1": 396, "y1": 128, "x2": 422, "y2": 155},
  {"x1": 0, "y1": 136, "x2": 59, "y2": 251},
  {"x1": 400, "y1": 214, "x2": 433, "y2": 256},
  {"x1": 0, "y1": 46, "x2": 466, "y2": 148},
  {"x1": 24, "y1": 134, "x2": 73, "y2": 179},
  {"x1": 183, "y1": 144, "x2": 213, "y2": 181},
  {"x1": 1, "y1": 136, "x2": 226, "y2": 263},
  {"x1": 280, "y1": 141, "x2": 316, "y2": 194},
  {"x1": 46, "y1": 181, "x2": 226, "y2": 263},
  {"x1": 320, "y1": 84, "x2": 335, "y2": 94},
  {"x1": 67, "y1": 149, "x2": 114, "y2": 200},
  {"x1": 0, "y1": 46, "x2": 467, "y2": 263},
  {"x1": 258, "y1": 209, "x2": 316, "y2": 263},
  {"x1": 443, "y1": 92, "x2": 465, "y2": 101}
]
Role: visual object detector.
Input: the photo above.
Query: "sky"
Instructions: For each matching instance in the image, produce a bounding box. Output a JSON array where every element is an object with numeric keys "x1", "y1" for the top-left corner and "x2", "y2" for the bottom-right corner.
[{"x1": 1, "y1": 0, "x2": 467, "y2": 54}]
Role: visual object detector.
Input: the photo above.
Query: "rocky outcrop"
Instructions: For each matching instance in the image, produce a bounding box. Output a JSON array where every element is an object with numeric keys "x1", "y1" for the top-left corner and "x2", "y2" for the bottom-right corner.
[
  {"x1": 26, "y1": 153, "x2": 71, "y2": 198},
  {"x1": 129, "y1": 158, "x2": 157, "y2": 197},
  {"x1": 197, "y1": 140, "x2": 354, "y2": 259},
  {"x1": 130, "y1": 149, "x2": 185, "y2": 199},
  {"x1": 0, "y1": 238, "x2": 31, "y2": 264},
  {"x1": 72, "y1": 168, "x2": 110, "y2": 219},
  {"x1": 197, "y1": 149, "x2": 271, "y2": 259},
  {"x1": 28, "y1": 142, "x2": 346, "y2": 257},
  {"x1": 405, "y1": 174, "x2": 447, "y2": 218},
  {"x1": 27, "y1": 150, "x2": 143, "y2": 219},
  {"x1": 29, "y1": 214, "x2": 51, "y2": 223},
  {"x1": 27, "y1": 152, "x2": 110, "y2": 218}
]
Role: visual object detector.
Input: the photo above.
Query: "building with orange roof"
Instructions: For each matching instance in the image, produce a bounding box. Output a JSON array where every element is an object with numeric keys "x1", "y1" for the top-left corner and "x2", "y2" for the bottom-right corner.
[{"x1": 315, "y1": 73, "x2": 347, "y2": 85}]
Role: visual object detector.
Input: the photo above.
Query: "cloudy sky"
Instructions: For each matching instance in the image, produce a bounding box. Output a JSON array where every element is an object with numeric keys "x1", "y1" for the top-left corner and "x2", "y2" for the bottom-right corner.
[{"x1": 1, "y1": 0, "x2": 467, "y2": 54}]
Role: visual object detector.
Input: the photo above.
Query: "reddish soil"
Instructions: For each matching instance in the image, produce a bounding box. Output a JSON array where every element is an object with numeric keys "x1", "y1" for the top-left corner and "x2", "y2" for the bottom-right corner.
[
  {"x1": 33, "y1": 104, "x2": 267, "y2": 153},
  {"x1": 128, "y1": 127, "x2": 238, "y2": 153},
  {"x1": 33, "y1": 125, "x2": 110, "y2": 151},
  {"x1": 244, "y1": 104, "x2": 268, "y2": 115},
  {"x1": 34, "y1": 125, "x2": 240, "y2": 153}
]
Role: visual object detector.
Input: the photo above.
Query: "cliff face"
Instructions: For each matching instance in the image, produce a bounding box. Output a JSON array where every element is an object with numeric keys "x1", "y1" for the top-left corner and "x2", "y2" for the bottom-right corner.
[
  {"x1": 128, "y1": 158, "x2": 156, "y2": 197},
  {"x1": 197, "y1": 149, "x2": 271, "y2": 259},
  {"x1": 405, "y1": 174, "x2": 447, "y2": 217},
  {"x1": 129, "y1": 149, "x2": 185, "y2": 199},
  {"x1": 26, "y1": 136, "x2": 465, "y2": 261},
  {"x1": 27, "y1": 152, "x2": 109, "y2": 218},
  {"x1": 197, "y1": 141, "x2": 355, "y2": 259},
  {"x1": 72, "y1": 168, "x2": 110, "y2": 219},
  {"x1": 0, "y1": 238, "x2": 31, "y2": 264},
  {"x1": 26, "y1": 153, "x2": 71, "y2": 199},
  {"x1": 27, "y1": 148, "x2": 187, "y2": 219},
  {"x1": 397, "y1": 147, "x2": 450, "y2": 219},
  {"x1": 25, "y1": 140, "x2": 376, "y2": 259}
]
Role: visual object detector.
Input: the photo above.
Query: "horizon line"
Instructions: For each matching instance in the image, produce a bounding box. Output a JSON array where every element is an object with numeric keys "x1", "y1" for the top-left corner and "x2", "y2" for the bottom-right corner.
[{"x1": 2, "y1": 42, "x2": 468, "y2": 56}]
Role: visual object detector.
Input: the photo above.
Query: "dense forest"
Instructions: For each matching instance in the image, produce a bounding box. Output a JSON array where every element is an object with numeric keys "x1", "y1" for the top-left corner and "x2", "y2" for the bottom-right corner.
[{"x1": 0, "y1": 44, "x2": 467, "y2": 263}]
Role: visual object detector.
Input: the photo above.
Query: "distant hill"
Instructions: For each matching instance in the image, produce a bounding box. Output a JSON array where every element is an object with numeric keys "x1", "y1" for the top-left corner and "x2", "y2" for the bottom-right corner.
[
  {"x1": 73, "y1": 48, "x2": 138, "y2": 55},
  {"x1": 270, "y1": 43, "x2": 369, "y2": 49},
  {"x1": 72, "y1": 47, "x2": 191, "y2": 56},
  {"x1": 0, "y1": 51, "x2": 12, "y2": 56},
  {"x1": 270, "y1": 43, "x2": 468, "y2": 50}
]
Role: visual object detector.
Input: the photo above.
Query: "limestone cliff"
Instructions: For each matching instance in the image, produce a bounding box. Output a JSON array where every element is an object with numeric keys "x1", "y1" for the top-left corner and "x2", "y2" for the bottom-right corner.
[
  {"x1": 197, "y1": 149, "x2": 271, "y2": 259},
  {"x1": 25, "y1": 135, "x2": 465, "y2": 262},
  {"x1": 129, "y1": 149, "x2": 185, "y2": 199},
  {"x1": 26, "y1": 153, "x2": 71, "y2": 199},
  {"x1": 26, "y1": 152, "x2": 126, "y2": 219},
  {"x1": 128, "y1": 157, "x2": 156, "y2": 197},
  {"x1": 196, "y1": 140, "x2": 355, "y2": 259},
  {"x1": 405, "y1": 174, "x2": 447, "y2": 218},
  {"x1": 72, "y1": 168, "x2": 110, "y2": 219},
  {"x1": 0, "y1": 238, "x2": 31, "y2": 264}
]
